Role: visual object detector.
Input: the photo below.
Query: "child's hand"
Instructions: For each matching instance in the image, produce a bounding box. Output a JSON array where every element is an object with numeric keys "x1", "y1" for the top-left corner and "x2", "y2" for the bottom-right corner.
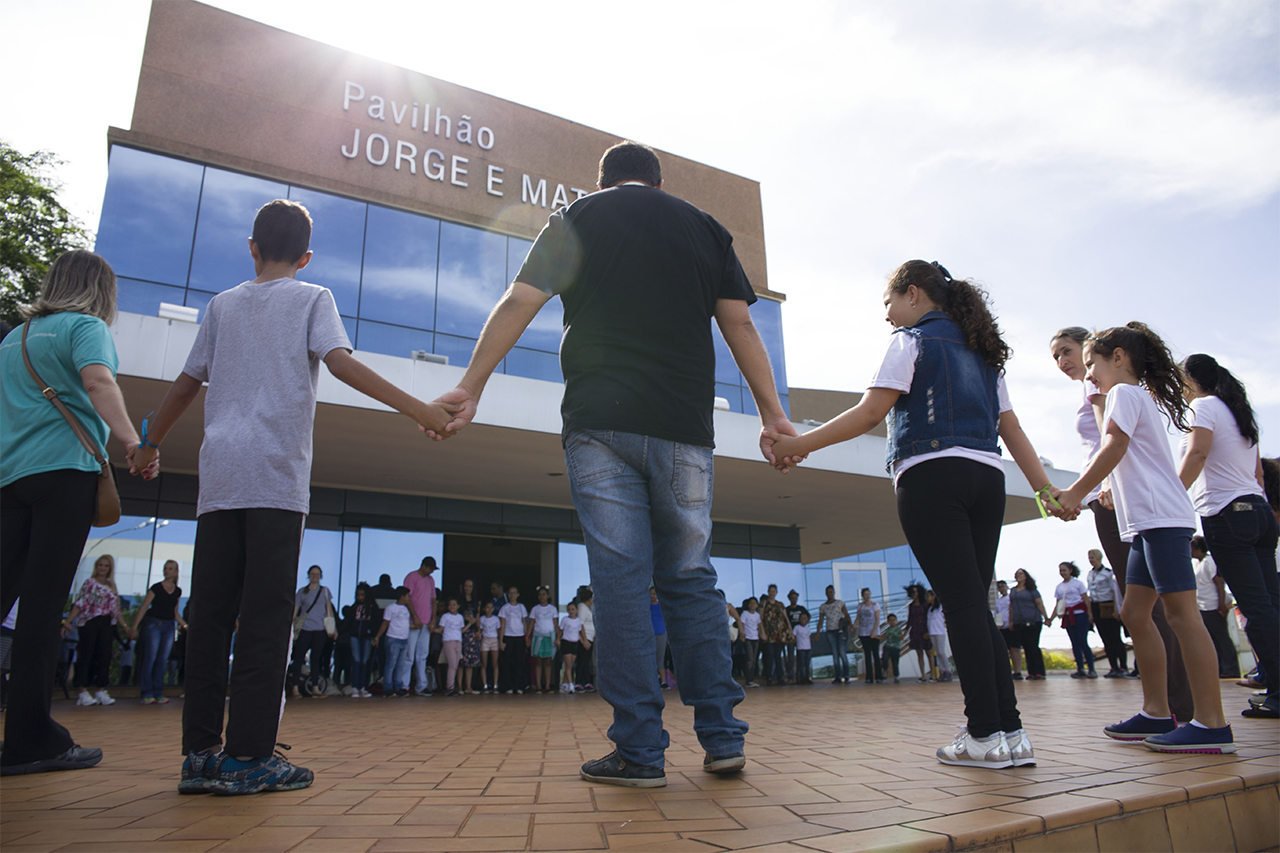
[
  {"x1": 1055, "y1": 485, "x2": 1084, "y2": 520},
  {"x1": 371, "y1": 637, "x2": 379, "y2": 647},
  {"x1": 127, "y1": 442, "x2": 160, "y2": 480},
  {"x1": 422, "y1": 385, "x2": 477, "y2": 439},
  {"x1": 414, "y1": 400, "x2": 462, "y2": 440},
  {"x1": 582, "y1": 640, "x2": 591, "y2": 650},
  {"x1": 499, "y1": 641, "x2": 506, "y2": 651},
  {"x1": 762, "y1": 430, "x2": 808, "y2": 472}
]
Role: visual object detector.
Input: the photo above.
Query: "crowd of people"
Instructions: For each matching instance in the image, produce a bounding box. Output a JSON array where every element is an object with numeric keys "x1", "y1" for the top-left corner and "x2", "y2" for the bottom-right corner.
[{"x1": 2, "y1": 142, "x2": 1274, "y2": 794}]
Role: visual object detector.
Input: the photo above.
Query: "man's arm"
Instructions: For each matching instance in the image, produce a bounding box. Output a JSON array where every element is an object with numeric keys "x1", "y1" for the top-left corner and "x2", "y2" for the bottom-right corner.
[
  {"x1": 430, "y1": 282, "x2": 552, "y2": 435},
  {"x1": 323, "y1": 349, "x2": 457, "y2": 436},
  {"x1": 714, "y1": 298, "x2": 799, "y2": 470}
]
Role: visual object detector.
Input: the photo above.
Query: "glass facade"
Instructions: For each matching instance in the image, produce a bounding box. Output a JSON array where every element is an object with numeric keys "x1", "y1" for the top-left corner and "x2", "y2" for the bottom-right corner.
[{"x1": 96, "y1": 145, "x2": 788, "y2": 403}]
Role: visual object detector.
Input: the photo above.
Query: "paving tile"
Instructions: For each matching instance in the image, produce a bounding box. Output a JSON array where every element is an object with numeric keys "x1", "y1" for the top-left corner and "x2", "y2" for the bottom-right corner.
[
  {"x1": 904, "y1": 809, "x2": 1043, "y2": 848},
  {"x1": 1012, "y1": 824, "x2": 1099, "y2": 853},
  {"x1": 793, "y1": 825, "x2": 953, "y2": 853},
  {"x1": 681, "y1": 821, "x2": 841, "y2": 849},
  {"x1": 803, "y1": 806, "x2": 940, "y2": 832},
  {"x1": 1164, "y1": 795, "x2": 1234, "y2": 853},
  {"x1": 1094, "y1": 809, "x2": 1173, "y2": 852},
  {"x1": 212, "y1": 826, "x2": 318, "y2": 851},
  {"x1": 288, "y1": 840, "x2": 377, "y2": 853},
  {"x1": 1074, "y1": 781, "x2": 1189, "y2": 813},
  {"x1": 456, "y1": 815, "x2": 530, "y2": 837},
  {"x1": 530, "y1": 822, "x2": 607, "y2": 850},
  {"x1": 994, "y1": 792, "x2": 1121, "y2": 831},
  {"x1": 1223, "y1": 785, "x2": 1280, "y2": 852},
  {"x1": 1141, "y1": 769, "x2": 1244, "y2": 799}
]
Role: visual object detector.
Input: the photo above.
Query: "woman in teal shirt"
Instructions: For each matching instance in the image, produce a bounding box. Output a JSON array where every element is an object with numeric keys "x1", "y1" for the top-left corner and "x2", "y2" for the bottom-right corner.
[{"x1": 0, "y1": 250, "x2": 153, "y2": 776}]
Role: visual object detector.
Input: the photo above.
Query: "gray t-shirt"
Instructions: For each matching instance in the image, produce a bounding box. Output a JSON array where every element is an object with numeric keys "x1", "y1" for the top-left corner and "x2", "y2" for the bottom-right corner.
[
  {"x1": 294, "y1": 585, "x2": 333, "y2": 631},
  {"x1": 183, "y1": 278, "x2": 351, "y2": 516}
]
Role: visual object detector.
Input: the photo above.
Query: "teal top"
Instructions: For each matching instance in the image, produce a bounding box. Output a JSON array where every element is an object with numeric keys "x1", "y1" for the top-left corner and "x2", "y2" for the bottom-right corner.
[
  {"x1": 0, "y1": 313, "x2": 117, "y2": 488},
  {"x1": 883, "y1": 623, "x2": 903, "y2": 649}
]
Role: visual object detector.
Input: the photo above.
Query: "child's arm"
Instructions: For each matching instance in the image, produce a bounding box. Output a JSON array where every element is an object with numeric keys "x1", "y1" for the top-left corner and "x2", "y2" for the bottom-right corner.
[
  {"x1": 554, "y1": 619, "x2": 562, "y2": 645},
  {"x1": 764, "y1": 388, "x2": 901, "y2": 468},
  {"x1": 1058, "y1": 420, "x2": 1131, "y2": 515},
  {"x1": 323, "y1": 348, "x2": 459, "y2": 437},
  {"x1": 128, "y1": 372, "x2": 203, "y2": 476},
  {"x1": 498, "y1": 620, "x2": 506, "y2": 651},
  {"x1": 372, "y1": 619, "x2": 389, "y2": 646}
]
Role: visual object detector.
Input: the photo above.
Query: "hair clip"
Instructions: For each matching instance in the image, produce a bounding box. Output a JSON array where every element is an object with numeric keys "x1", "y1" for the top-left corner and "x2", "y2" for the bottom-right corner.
[{"x1": 930, "y1": 261, "x2": 953, "y2": 282}]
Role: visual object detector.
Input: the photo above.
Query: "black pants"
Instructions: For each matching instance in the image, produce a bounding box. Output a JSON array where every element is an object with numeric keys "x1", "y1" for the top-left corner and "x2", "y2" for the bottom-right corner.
[
  {"x1": 1200, "y1": 610, "x2": 1241, "y2": 678},
  {"x1": 882, "y1": 646, "x2": 900, "y2": 679},
  {"x1": 1092, "y1": 500, "x2": 1193, "y2": 719},
  {"x1": 183, "y1": 508, "x2": 303, "y2": 758},
  {"x1": 502, "y1": 635, "x2": 528, "y2": 692},
  {"x1": 1, "y1": 470, "x2": 98, "y2": 766},
  {"x1": 897, "y1": 459, "x2": 1019, "y2": 738},
  {"x1": 1091, "y1": 602, "x2": 1128, "y2": 671},
  {"x1": 74, "y1": 615, "x2": 115, "y2": 690},
  {"x1": 861, "y1": 637, "x2": 882, "y2": 681},
  {"x1": 1013, "y1": 622, "x2": 1046, "y2": 677},
  {"x1": 290, "y1": 629, "x2": 329, "y2": 691},
  {"x1": 796, "y1": 648, "x2": 812, "y2": 682}
]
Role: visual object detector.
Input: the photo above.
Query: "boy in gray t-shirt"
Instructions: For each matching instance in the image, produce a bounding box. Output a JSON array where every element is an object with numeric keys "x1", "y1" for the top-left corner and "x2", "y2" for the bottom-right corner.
[{"x1": 132, "y1": 200, "x2": 456, "y2": 795}]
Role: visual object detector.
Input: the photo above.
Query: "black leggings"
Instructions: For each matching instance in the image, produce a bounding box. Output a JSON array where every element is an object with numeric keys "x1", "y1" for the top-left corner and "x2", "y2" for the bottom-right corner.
[
  {"x1": 1013, "y1": 622, "x2": 1046, "y2": 677},
  {"x1": 897, "y1": 458, "x2": 1019, "y2": 738},
  {"x1": 860, "y1": 637, "x2": 882, "y2": 681},
  {"x1": 1091, "y1": 602, "x2": 1128, "y2": 671},
  {"x1": 74, "y1": 616, "x2": 115, "y2": 690},
  {"x1": 291, "y1": 629, "x2": 329, "y2": 690}
]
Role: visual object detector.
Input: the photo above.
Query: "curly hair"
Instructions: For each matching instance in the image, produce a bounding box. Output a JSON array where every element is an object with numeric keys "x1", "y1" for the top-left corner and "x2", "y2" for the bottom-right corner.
[
  {"x1": 1181, "y1": 353, "x2": 1259, "y2": 445},
  {"x1": 888, "y1": 260, "x2": 1012, "y2": 370},
  {"x1": 1086, "y1": 322, "x2": 1189, "y2": 431}
]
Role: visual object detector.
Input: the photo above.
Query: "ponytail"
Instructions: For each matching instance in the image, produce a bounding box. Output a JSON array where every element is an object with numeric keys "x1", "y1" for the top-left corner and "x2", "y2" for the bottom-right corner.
[
  {"x1": 1087, "y1": 322, "x2": 1190, "y2": 431},
  {"x1": 887, "y1": 260, "x2": 1012, "y2": 370},
  {"x1": 1181, "y1": 354, "x2": 1259, "y2": 445}
]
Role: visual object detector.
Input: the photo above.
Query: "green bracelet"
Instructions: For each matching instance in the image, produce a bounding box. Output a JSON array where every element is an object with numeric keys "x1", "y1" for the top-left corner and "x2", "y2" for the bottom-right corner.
[{"x1": 1035, "y1": 485, "x2": 1064, "y2": 519}]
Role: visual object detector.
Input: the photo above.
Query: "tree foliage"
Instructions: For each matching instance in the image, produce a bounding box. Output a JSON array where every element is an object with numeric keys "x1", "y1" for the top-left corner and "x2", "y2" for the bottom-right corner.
[{"x1": 1, "y1": 142, "x2": 91, "y2": 327}]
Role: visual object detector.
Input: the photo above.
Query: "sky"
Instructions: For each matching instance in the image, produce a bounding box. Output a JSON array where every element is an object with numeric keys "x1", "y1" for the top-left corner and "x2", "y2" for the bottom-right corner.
[{"x1": 3, "y1": 0, "x2": 1278, "y2": 649}]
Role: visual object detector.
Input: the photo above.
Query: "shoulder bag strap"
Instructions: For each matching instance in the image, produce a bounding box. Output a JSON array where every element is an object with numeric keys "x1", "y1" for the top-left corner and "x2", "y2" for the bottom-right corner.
[{"x1": 21, "y1": 321, "x2": 110, "y2": 468}]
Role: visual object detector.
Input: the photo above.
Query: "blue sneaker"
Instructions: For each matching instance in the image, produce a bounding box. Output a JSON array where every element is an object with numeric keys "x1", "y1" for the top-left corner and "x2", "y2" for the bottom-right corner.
[
  {"x1": 1104, "y1": 713, "x2": 1177, "y2": 741},
  {"x1": 207, "y1": 746, "x2": 314, "y2": 795},
  {"x1": 177, "y1": 750, "x2": 221, "y2": 794},
  {"x1": 1144, "y1": 723, "x2": 1236, "y2": 754}
]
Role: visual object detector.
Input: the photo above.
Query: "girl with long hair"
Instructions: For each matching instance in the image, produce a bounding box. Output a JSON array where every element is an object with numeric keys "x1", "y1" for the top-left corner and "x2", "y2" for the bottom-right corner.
[
  {"x1": 1008, "y1": 570, "x2": 1049, "y2": 680},
  {"x1": 1058, "y1": 323, "x2": 1232, "y2": 752},
  {"x1": 769, "y1": 260, "x2": 1057, "y2": 768}
]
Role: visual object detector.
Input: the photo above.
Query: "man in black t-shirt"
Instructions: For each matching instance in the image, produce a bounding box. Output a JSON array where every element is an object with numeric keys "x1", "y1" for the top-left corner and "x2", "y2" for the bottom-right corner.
[
  {"x1": 432, "y1": 141, "x2": 797, "y2": 788},
  {"x1": 784, "y1": 590, "x2": 810, "y2": 683}
]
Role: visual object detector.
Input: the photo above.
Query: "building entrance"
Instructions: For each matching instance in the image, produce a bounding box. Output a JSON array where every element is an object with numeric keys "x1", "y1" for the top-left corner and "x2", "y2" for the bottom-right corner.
[{"x1": 442, "y1": 535, "x2": 547, "y2": 609}]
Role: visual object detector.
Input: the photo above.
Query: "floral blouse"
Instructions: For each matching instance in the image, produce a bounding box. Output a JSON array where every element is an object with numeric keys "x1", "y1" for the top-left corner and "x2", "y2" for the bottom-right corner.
[
  {"x1": 760, "y1": 597, "x2": 794, "y2": 643},
  {"x1": 72, "y1": 577, "x2": 119, "y2": 626}
]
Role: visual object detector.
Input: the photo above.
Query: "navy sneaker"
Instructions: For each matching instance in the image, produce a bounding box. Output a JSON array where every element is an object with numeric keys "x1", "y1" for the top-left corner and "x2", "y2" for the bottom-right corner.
[
  {"x1": 177, "y1": 750, "x2": 221, "y2": 794},
  {"x1": 703, "y1": 752, "x2": 746, "y2": 774},
  {"x1": 1104, "y1": 713, "x2": 1177, "y2": 742},
  {"x1": 207, "y1": 746, "x2": 314, "y2": 795},
  {"x1": 1144, "y1": 723, "x2": 1236, "y2": 754},
  {"x1": 0, "y1": 745, "x2": 102, "y2": 777},
  {"x1": 580, "y1": 750, "x2": 666, "y2": 788}
]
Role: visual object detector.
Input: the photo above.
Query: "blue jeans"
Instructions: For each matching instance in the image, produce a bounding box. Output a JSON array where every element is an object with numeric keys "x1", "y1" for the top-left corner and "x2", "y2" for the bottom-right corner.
[
  {"x1": 350, "y1": 637, "x2": 372, "y2": 690},
  {"x1": 1064, "y1": 617, "x2": 1095, "y2": 671},
  {"x1": 139, "y1": 618, "x2": 175, "y2": 699},
  {"x1": 1203, "y1": 495, "x2": 1279, "y2": 705},
  {"x1": 566, "y1": 429, "x2": 747, "y2": 767},
  {"x1": 382, "y1": 637, "x2": 408, "y2": 692},
  {"x1": 405, "y1": 626, "x2": 431, "y2": 693},
  {"x1": 825, "y1": 631, "x2": 848, "y2": 680}
]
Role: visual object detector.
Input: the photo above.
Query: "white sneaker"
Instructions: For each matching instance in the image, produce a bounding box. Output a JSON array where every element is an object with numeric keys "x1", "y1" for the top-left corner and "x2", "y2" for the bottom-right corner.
[
  {"x1": 1004, "y1": 729, "x2": 1036, "y2": 767},
  {"x1": 94, "y1": 690, "x2": 116, "y2": 706},
  {"x1": 76, "y1": 690, "x2": 98, "y2": 706},
  {"x1": 936, "y1": 727, "x2": 1012, "y2": 769},
  {"x1": 341, "y1": 685, "x2": 355, "y2": 697},
  {"x1": 362, "y1": 688, "x2": 373, "y2": 698}
]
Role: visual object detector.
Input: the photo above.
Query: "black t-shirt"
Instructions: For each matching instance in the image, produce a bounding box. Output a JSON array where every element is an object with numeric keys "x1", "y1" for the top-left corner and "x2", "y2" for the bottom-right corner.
[
  {"x1": 145, "y1": 582, "x2": 181, "y2": 622},
  {"x1": 785, "y1": 604, "x2": 809, "y2": 627},
  {"x1": 517, "y1": 184, "x2": 756, "y2": 447}
]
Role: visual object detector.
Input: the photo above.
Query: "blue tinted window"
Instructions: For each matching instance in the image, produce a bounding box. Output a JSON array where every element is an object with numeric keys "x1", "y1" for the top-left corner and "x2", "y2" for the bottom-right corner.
[
  {"x1": 779, "y1": 393, "x2": 790, "y2": 419},
  {"x1": 714, "y1": 557, "x2": 754, "y2": 610},
  {"x1": 435, "y1": 222, "x2": 507, "y2": 339},
  {"x1": 355, "y1": 320, "x2": 433, "y2": 360},
  {"x1": 505, "y1": 347, "x2": 561, "y2": 383},
  {"x1": 742, "y1": 390, "x2": 757, "y2": 418},
  {"x1": 752, "y1": 299, "x2": 788, "y2": 393},
  {"x1": 96, "y1": 147, "x2": 203, "y2": 287},
  {"x1": 116, "y1": 278, "x2": 186, "y2": 318},
  {"x1": 188, "y1": 168, "x2": 288, "y2": 293},
  {"x1": 359, "y1": 205, "x2": 438, "y2": 330},
  {"x1": 432, "y1": 333, "x2": 486, "y2": 370},
  {"x1": 753, "y1": 559, "x2": 803, "y2": 602},
  {"x1": 183, "y1": 289, "x2": 216, "y2": 322},
  {"x1": 715, "y1": 383, "x2": 743, "y2": 413},
  {"x1": 711, "y1": 323, "x2": 743, "y2": 385},
  {"x1": 289, "y1": 187, "x2": 366, "y2": 318}
]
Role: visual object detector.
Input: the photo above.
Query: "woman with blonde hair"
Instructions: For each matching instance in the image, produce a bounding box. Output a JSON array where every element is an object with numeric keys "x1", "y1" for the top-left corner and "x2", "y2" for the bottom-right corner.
[
  {"x1": 1, "y1": 250, "x2": 156, "y2": 776},
  {"x1": 64, "y1": 554, "x2": 132, "y2": 705}
]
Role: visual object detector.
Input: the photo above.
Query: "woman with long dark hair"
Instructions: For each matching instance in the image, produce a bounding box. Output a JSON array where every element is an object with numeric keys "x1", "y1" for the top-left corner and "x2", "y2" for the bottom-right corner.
[
  {"x1": 458, "y1": 578, "x2": 481, "y2": 694},
  {"x1": 1048, "y1": 561, "x2": 1096, "y2": 678},
  {"x1": 1008, "y1": 570, "x2": 1049, "y2": 680},
  {"x1": 1178, "y1": 353, "x2": 1277, "y2": 719},
  {"x1": 769, "y1": 260, "x2": 1058, "y2": 768}
]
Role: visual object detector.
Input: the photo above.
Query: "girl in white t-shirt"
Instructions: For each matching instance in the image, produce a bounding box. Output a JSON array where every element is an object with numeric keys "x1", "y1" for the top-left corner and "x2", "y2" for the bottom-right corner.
[
  {"x1": 434, "y1": 598, "x2": 474, "y2": 697},
  {"x1": 1058, "y1": 323, "x2": 1232, "y2": 754},
  {"x1": 1178, "y1": 353, "x2": 1277, "y2": 719},
  {"x1": 558, "y1": 602, "x2": 590, "y2": 693},
  {"x1": 477, "y1": 601, "x2": 501, "y2": 694},
  {"x1": 739, "y1": 598, "x2": 762, "y2": 688},
  {"x1": 925, "y1": 590, "x2": 951, "y2": 681},
  {"x1": 1048, "y1": 562, "x2": 1096, "y2": 678},
  {"x1": 529, "y1": 587, "x2": 559, "y2": 694}
]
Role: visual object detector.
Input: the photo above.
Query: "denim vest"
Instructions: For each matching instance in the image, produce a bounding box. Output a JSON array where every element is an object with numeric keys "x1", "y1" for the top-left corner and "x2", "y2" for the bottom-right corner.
[{"x1": 885, "y1": 311, "x2": 1001, "y2": 470}]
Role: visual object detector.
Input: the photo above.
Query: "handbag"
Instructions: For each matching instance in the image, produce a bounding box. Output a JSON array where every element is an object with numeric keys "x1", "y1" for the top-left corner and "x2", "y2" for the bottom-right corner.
[
  {"x1": 323, "y1": 615, "x2": 337, "y2": 637},
  {"x1": 20, "y1": 321, "x2": 120, "y2": 527},
  {"x1": 1099, "y1": 601, "x2": 1117, "y2": 621}
]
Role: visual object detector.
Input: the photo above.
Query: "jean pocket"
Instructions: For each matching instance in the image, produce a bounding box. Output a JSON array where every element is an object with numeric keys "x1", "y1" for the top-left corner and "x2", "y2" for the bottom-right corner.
[
  {"x1": 1208, "y1": 506, "x2": 1261, "y2": 546},
  {"x1": 565, "y1": 430, "x2": 626, "y2": 486},
  {"x1": 672, "y1": 443, "x2": 713, "y2": 508}
]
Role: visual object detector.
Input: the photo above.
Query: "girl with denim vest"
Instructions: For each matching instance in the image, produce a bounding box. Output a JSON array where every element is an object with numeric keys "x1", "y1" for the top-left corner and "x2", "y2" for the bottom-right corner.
[
  {"x1": 768, "y1": 260, "x2": 1058, "y2": 769},
  {"x1": 1057, "y1": 323, "x2": 1233, "y2": 753}
]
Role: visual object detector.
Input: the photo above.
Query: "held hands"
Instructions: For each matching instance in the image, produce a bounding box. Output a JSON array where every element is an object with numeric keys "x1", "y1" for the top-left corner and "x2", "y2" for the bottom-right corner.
[
  {"x1": 126, "y1": 440, "x2": 160, "y2": 480},
  {"x1": 421, "y1": 385, "x2": 477, "y2": 440},
  {"x1": 413, "y1": 398, "x2": 463, "y2": 441},
  {"x1": 759, "y1": 416, "x2": 806, "y2": 474}
]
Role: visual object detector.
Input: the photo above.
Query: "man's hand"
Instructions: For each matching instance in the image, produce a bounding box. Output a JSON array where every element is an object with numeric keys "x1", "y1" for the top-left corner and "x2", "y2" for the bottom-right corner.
[
  {"x1": 422, "y1": 386, "x2": 478, "y2": 439},
  {"x1": 409, "y1": 398, "x2": 461, "y2": 440},
  {"x1": 760, "y1": 416, "x2": 805, "y2": 473}
]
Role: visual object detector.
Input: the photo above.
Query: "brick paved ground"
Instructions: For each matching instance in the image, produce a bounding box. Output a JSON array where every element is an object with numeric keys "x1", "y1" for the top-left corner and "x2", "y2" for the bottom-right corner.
[{"x1": 2, "y1": 676, "x2": 1276, "y2": 852}]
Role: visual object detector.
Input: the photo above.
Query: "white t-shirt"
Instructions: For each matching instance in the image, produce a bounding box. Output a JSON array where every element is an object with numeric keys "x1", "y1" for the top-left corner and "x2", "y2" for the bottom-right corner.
[
  {"x1": 577, "y1": 601, "x2": 595, "y2": 641},
  {"x1": 793, "y1": 624, "x2": 812, "y2": 651},
  {"x1": 498, "y1": 602, "x2": 528, "y2": 636},
  {"x1": 479, "y1": 614, "x2": 500, "y2": 638},
  {"x1": 182, "y1": 278, "x2": 352, "y2": 516},
  {"x1": 869, "y1": 332, "x2": 1012, "y2": 487},
  {"x1": 1194, "y1": 554, "x2": 1221, "y2": 611},
  {"x1": 530, "y1": 604, "x2": 558, "y2": 635},
  {"x1": 740, "y1": 610, "x2": 762, "y2": 640},
  {"x1": 995, "y1": 594, "x2": 1010, "y2": 628},
  {"x1": 383, "y1": 602, "x2": 410, "y2": 641},
  {"x1": 439, "y1": 611, "x2": 464, "y2": 642},
  {"x1": 1087, "y1": 568, "x2": 1119, "y2": 604},
  {"x1": 855, "y1": 601, "x2": 881, "y2": 637},
  {"x1": 926, "y1": 607, "x2": 946, "y2": 635},
  {"x1": 1055, "y1": 578, "x2": 1087, "y2": 609},
  {"x1": 1187, "y1": 396, "x2": 1263, "y2": 517},
  {"x1": 560, "y1": 616, "x2": 583, "y2": 642},
  {"x1": 1076, "y1": 381, "x2": 1104, "y2": 505},
  {"x1": 1103, "y1": 384, "x2": 1197, "y2": 541}
]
